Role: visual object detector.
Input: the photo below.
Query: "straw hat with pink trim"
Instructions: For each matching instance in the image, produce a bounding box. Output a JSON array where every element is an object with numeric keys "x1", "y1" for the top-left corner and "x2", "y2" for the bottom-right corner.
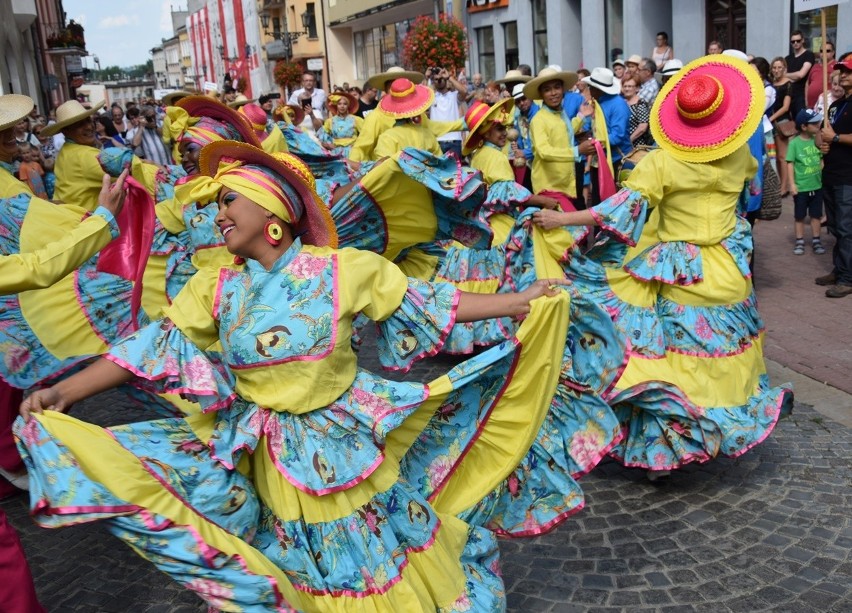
[
  {"x1": 239, "y1": 103, "x2": 270, "y2": 141},
  {"x1": 650, "y1": 54, "x2": 764, "y2": 163},
  {"x1": 378, "y1": 78, "x2": 435, "y2": 119},
  {"x1": 200, "y1": 140, "x2": 338, "y2": 248},
  {"x1": 176, "y1": 95, "x2": 261, "y2": 147},
  {"x1": 462, "y1": 98, "x2": 514, "y2": 156},
  {"x1": 327, "y1": 91, "x2": 358, "y2": 116}
]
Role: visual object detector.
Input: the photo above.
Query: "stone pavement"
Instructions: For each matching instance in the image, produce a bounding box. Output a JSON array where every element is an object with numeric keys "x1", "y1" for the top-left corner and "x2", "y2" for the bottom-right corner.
[{"x1": 2, "y1": 194, "x2": 851, "y2": 612}]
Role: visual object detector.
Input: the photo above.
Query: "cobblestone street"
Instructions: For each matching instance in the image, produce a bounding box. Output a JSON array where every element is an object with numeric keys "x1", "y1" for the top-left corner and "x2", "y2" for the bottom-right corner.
[{"x1": 3, "y1": 196, "x2": 852, "y2": 611}]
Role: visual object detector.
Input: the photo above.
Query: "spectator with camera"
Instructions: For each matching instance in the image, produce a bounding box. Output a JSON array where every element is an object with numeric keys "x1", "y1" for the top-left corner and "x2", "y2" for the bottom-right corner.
[
  {"x1": 130, "y1": 105, "x2": 171, "y2": 165},
  {"x1": 287, "y1": 72, "x2": 327, "y2": 120},
  {"x1": 426, "y1": 66, "x2": 467, "y2": 158}
]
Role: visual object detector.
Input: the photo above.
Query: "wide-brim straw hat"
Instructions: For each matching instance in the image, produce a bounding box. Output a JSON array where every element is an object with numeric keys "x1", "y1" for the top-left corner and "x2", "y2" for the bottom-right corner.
[
  {"x1": 162, "y1": 90, "x2": 196, "y2": 106},
  {"x1": 41, "y1": 99, "x2": 106, "y2": 137},
  {"x1": 238, "y1": 103, "x2": 270, "y2": 141},
  {"x1": 366, "y1": 66, "x2": 424, "y2": 91},
  {"x1": 200, "y1": 140, "x2": 338, "y2": 248},
  {"x1": 582, "y1": 67, "x2": 621, "y2": 95},
  {"x1": 327, "y1": 91, "x2": 359, "y2": 115},
  {"x1": 523, "y1": 67, "x2": 579, "y2": 101},
  {"x1": 495, "y1": 69, "x2": 531, "y2": 85},
  {"x1": 625, "y1": 54, "x2": 643, "y2": 67},
  {"x1": 277, "y1": 104, "x2": 306, "y2": 126},
  {"x1": 650, "y1": 54, "x2": 764, "y2": 163},
  {"x1": 176, "y1": 96, "x2": 261, "y2": 147},
  {"x1": 378, "y1": 78, "x2": 434, "y2": 119},
  {"x1": 227, "y1": 93, "x2": 257, "y2": 109},
  {"x1": 462, "y1": 98, "x2": 514, "y2": 156},
  {"x1": 0, "y1": 94, "x2": 34, "y2": 132}
]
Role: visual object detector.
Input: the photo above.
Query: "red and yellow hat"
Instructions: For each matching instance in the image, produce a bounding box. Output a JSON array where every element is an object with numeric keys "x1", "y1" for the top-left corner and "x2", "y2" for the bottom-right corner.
[
  {"x1": 462, "y1": 98, "x2": 514, "y2": 156},
  {"x1": 198, "y1": 141, "x2": 338, "y2": 248},
  {"x1": 239, "y1": 102, "x2": 270, "y2": 141},
  {"x1": 650, "y1": 54, "x2": 764, "y2": 163},
  {"x1": 378, "y1": 78, "x2": 434, "y2": 119},
  {"x1": 327, "y1": 91, "x2": 358, "y2": 116}
]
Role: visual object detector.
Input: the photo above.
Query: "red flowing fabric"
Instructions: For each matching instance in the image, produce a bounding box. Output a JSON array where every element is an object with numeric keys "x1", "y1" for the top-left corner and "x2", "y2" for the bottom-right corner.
[
  {"x1": 593, "y1": 140, "x2": 617, "y2": 201},
  {"x1": 0, "y1": 509, "x2": 46, "y2": 613},
  {"x1": 0, "y1": 380, "x2": 24, "y2": 486},
  {"x1": 513, "y1": 165, "x2": 527, "y2": 186},
  {"x1": 538, "y1": 189, "x2": 578, "y2": 213},
  {"x1": 95, "y1": 176, "x2": 155, "y2": 329}
]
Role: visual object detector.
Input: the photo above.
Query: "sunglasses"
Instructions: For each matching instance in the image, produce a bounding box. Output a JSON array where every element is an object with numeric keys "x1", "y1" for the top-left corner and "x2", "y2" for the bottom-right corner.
[{"x1": 790, "y1": 38, "x2": 803, "y2": 44}]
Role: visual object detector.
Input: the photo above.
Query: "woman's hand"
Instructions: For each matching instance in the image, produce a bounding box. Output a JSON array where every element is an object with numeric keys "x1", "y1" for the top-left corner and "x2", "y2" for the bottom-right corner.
[
  {"x1": 20, "y1": 387, "x2": 69, "y2": 422},
  {"x1": 513, "y1": 278, "x2": 570, "y2": 314},
  {"x1": 98, "y1": 168, "x2": 129, "y2": 218},
  {"x1": 527, "y1": 194, "x2": 561, "y2": 210},
  {"x1": 533, "y1": 208, "x2": 572, "y2": 230}
]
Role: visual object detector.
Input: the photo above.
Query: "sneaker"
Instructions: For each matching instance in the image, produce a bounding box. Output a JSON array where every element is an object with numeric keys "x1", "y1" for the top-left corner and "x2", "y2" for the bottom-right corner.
[
  {"x1": 793, "y1": 239, "x2": 805, "y2": 255},
  {"x1": 815, "y1": 272, "x2": 836, "y2": 286},
  {"x1": 812, "y1": 240, "x2": 826, "y2": 255},
  {"x1": 826, "y1": 284, "x2": 852, "y2": 298}
]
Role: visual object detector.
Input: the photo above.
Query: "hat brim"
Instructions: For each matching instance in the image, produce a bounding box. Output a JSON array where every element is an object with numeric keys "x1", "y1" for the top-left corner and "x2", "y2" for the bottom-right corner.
[
  {"x1": 177, "y1": 96, "x2": 262, "y2": 148},
  {"x1": 495, "y1": 74, "x2": 532, "y2": 85},
  {"x1": 228, "y1": 97, "x2": 257, "y2": 109},
  {"x1": 582, "y1": 75, "x2": 621, "y2": 95},
  {"x1": 378, "y1": 84, "x2": 435, "y2": 119},
  {"x1": 651, "y1": 54, "x2": 765, "y2": 163},
  {"x1": 0, "y1": 95, "x2": 34, "y2": 133},
  {"x1": 523, "y1": 72, "x2": 579, "y2": 101},
  {"x1": 200, "y1": 140, "x2": 338, "y2": 249},
  {"x1": 367, "y1": 70, "x2": 424, "y2": 91},
  {"x1": 462, "y1": 98, "x2": 514, "y2": 156},
  {"x1": 162, "y1": 90, "x2": 196, "y2": 105},
  {"x1": 40, "y1": 100, "x2": 105, "y2": 137}
]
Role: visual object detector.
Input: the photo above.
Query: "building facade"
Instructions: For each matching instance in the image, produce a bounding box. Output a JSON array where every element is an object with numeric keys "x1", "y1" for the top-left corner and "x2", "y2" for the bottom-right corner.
[{"x1": 466, "y1": 0, "x2": 851, "y2": 80}]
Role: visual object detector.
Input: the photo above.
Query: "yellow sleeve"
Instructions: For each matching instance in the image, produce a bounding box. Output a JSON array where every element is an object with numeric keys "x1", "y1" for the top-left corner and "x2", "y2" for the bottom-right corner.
[
  {"x1": 425, "y1": 116, "x2": 464, "y2": 136},
  {"x1": 472, "y1": 147, "x2": 514, "y2": 183},
  {"x1": 162, "y1": 266, "x2": 222, "y2": 349},
  {"x1": 155, "y1": 197, "x2": 187, "y2": 234},
  {"x1": 131, "y1": 156, "x2": 159, "y2": 196},
  {"x1": 0, "y1": 214, "x2": 112, "y2": 294},
  {"x1": 338, "y1": 248, "x2": 408, "y2": 321},
  {"x1": 531, "y1": 114, "x2": 575, "y2": 163},
  {"x1": 323, "y1": 117, "x2": 333, "y2": 133},
  {"x1": 622, "y1": 149, "x2": 666, "y2": 207},
  {"x1": 353, "y1": 115, "x2": 364, "y2": 135},
  {"x1": 349, "y1": 110, "x2": 383, "y2": 161},
  {"x1": 373, "y1": 131, "x2": 396, "y2": 159}
]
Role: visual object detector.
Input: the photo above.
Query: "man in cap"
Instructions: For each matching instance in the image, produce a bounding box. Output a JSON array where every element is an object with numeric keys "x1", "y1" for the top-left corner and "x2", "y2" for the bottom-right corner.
[
  {"x1": 625, "y1": 55, "x2": 643, "y2": 78},
  {"x1": 581, "y1": 67, "x2": 633, "y2": 205},
  {"x1": 612, "y1": 58, "x2": 626, "y2": 80},
  {"x1": 818, "y1": 55, "x2": 852, "y2": 297}
]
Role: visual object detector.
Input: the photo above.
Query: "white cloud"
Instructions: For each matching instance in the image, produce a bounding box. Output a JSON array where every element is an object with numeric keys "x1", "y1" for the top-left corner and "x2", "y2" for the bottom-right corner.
[{"x1": 98, "y1": 15, "x2": 139, "y2": 29}]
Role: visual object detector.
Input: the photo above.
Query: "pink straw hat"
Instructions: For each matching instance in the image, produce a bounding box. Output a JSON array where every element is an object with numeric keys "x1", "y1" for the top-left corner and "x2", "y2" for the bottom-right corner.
[
  {"x1": 378, "y1": 78, "x2": 435, "y2": 119},
  {"x1": 650, "y1": 54, "x2": 764, "y2": 163},
  {"x1": 177, "y1": 95, "x2": 261, "y2": 147},
  {"x1": 238, "y1": 103, "x2": 270, "y2": 141}
]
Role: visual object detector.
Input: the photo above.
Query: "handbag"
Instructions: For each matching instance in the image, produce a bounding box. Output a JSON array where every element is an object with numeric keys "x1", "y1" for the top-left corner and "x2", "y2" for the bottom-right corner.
[
  {"x1": 774, "y1": 119, "x2": 798, "y2": 139},
  {"x1": 758, "y1": 158, "x2": 782, "y2": 221}
]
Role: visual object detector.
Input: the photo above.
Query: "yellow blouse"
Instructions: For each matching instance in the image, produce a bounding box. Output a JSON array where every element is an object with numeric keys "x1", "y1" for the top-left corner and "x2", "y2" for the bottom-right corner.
[
  {"x1": 349, "y1": 110, "x2": 464, "y2": 161},
  {"x1": 374, "y1": 122, "x2": 442, "y2": 159},
  {"x1": 529, "y1": 106, "x2": 579, "y2": 196},
  {"x1": 469, "y1": 144, "x2": 514, "y2": 184},
  {"x1": 623, "y1": 146, "x2": 757, "y2": 245}
]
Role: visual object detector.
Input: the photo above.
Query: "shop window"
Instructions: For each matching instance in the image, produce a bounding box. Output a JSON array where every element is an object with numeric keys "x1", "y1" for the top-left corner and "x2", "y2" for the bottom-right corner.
[
  {"x1": 791, "y1": 6, "x2": 838, "y2": 55},
  {"x1": 532, "y1": 0, "x2": 548, "y2": 73},
  {"x1": 477, "y1": 26, "x2": 495, "y2": 81},
  {"x1": 503, "y1": 21, "x2": 519, "y2": 72}
]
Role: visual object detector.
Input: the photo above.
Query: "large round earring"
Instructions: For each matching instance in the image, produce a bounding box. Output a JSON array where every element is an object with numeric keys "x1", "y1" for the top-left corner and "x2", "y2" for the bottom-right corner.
[{"x1": 264, "y1": 219, "x2": 284, "y2": 246}]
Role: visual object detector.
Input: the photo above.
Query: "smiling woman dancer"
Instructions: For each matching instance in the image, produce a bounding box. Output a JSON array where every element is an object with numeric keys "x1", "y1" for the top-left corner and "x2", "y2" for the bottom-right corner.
[{"x1": 16, "y1": 141, "x2": 571, "y2": 612}]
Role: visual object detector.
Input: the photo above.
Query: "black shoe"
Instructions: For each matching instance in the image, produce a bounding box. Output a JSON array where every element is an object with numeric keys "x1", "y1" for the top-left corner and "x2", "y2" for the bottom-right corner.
[{"x1": 815, "y1": 272, "x2": 836, "y2": 286}]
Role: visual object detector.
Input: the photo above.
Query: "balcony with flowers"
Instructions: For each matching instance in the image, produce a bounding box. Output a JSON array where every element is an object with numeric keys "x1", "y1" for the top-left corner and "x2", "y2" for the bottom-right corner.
[{"x1": 45, "y1": 20, "x2": 87, "y2": 55}]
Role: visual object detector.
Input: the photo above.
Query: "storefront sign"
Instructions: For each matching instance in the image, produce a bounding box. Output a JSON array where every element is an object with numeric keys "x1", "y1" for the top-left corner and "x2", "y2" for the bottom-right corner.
[
  {"x1": 65, "y1": 55, "x2": 83, "y2": 73},
  {"x1": 467, "y1": 0, "x2": 509, "y2": 13},
  {"x1": 307, "y1": 58, "x2": 324, "y2": 71}
]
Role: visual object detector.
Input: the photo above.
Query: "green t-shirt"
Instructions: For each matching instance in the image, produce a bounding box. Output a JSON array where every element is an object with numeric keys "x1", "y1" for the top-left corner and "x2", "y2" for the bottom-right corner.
[{"x1": 785, "y1": 135, "x2": 822, "y2": 192}]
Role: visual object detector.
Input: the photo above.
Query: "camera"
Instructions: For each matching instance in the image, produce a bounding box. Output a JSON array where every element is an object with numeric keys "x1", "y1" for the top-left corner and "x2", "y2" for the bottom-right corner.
[
  {"x1": 267, "y1": 92, "x2": 281, "y2": 100},
  {"x1": 431, "y1": 67, "x2": 444, "y2": 76}
]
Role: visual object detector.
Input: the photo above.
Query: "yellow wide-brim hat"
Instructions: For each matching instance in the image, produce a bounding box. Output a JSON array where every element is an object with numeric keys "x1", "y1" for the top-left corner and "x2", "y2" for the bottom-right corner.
[
  {"x1": 41, "y1": 99, "x2": 106, "y2": 137},
  {"x1": 650, "y1": 54, "x2": 764, "y2": 163},
  {"x1": 523, "y1": 67, "x2": 579, "y2": 101},
  {"x1": 367, "y1": 66, "x2": 424, "y2": 92},
  {"x1": 0, "y1": 95, "x2": 34, "y2": 132}
]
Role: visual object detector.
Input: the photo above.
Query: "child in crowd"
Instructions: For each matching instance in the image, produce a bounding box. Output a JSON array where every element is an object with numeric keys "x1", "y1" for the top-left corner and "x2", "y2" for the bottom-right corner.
[
  {"x1": 786, "y1": 109, "x2": 825, "y2": 255},
  {"x1": 16, "y1": 143, "x2": 48, "y2": 199}
]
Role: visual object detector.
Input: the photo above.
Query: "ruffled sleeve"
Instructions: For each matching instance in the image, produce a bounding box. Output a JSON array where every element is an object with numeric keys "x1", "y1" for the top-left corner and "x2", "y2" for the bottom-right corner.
[
  {"x1": 161, "y1": 265, "x2": 224, "y2": 349},
  {"x1": 375, "y1": 278, "x2": 460, "y2": 372},
  {"x1": 585, "y1": 188, "x2": 650, "y2": 268},
  {"x1": 105, "y1": 318, "x2": 235, "y2": 413},
  {"x1": 485, "y1": 179, "x2": 533, "y2": 215}
]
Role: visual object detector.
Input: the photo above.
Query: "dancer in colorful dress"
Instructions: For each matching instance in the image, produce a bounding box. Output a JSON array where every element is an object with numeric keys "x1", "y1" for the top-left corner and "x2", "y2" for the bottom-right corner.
[
  {"x1": 533, "y1": 54, "x2": 793, "y2": 478},
  {"x1": 374, "y1": 79, "x2": 442, "y2": 158},
  {"x1": 320, "y1": 92, "x2": 363, "y2": 157},
  {"x1": 16, "y1": 141, "x2": 571, "y2": 612}
]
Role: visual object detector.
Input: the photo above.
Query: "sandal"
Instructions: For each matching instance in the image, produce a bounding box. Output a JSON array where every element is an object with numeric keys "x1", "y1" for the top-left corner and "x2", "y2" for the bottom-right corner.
[{"x1": 793, "y1": 238, "x2": 805, "y2": 255}]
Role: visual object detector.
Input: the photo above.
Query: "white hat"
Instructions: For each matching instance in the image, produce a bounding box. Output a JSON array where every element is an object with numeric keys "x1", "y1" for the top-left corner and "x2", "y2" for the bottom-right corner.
[
  {"x1": 626, "y1": 54, "x2": 643, "y2": 66},
  {"x1": 612, "y1": 58, "x2": 626, "y2": 68},
  {"x1": 582, "y1": 67, "x2": 621, "y2": 95},
  {"x1": 512, "y1": 83, "x2": 527, "y2": 99},
  {"x1": 722, "y1": 49, "x2": 749, "y2": 62},
  {"x1": 656, "y1": 59, "x2": 683, "y2": 83}
]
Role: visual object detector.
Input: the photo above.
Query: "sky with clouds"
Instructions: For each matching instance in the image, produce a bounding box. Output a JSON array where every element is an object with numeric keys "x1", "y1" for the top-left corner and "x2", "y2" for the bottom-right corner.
[{"x1": 63, "y1": 0, "x2": 188, "y2": 69}]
